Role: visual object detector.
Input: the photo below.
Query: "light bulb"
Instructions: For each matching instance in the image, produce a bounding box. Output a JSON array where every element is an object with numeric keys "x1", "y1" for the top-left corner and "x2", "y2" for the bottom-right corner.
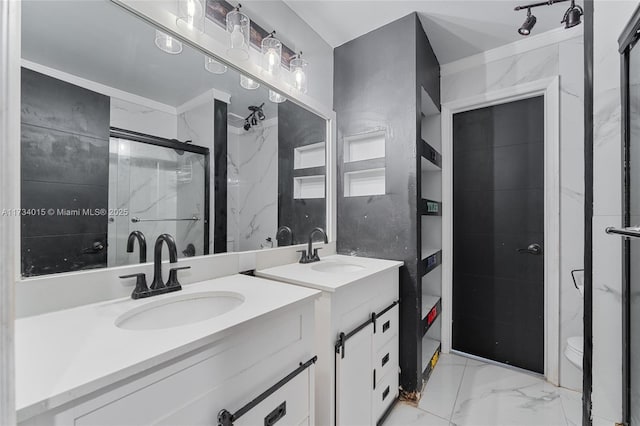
[{"x1": 230, "y1": 25, "x2": 244, "y2": 49}]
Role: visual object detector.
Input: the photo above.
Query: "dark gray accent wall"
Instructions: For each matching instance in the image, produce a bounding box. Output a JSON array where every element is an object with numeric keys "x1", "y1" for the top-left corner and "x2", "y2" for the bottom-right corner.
[
  {"x1": 278, "y1": 100, "x2": 327, "y2": 245},
  {"x1": 214, "y1": 99, "x2": 228, "y2": 253},
  {"x1": 334, "y1": 13, "x2": 440, "y2": 393},
  {"x1": 21, "y1": 68, "x2": 110, "y2": 276}
]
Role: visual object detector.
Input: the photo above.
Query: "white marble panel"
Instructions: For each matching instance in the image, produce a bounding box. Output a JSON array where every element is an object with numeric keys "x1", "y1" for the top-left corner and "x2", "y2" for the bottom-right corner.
[
  {"x1": 227, "y1": 129, "x2": 240, "y2": 251},
  {"x1": 591, "y1": 214, "x2": 623, "y2": 423},
  {"x1": 110, "y1": 98, "x2": 177, "y2": 139},
  {"x1": 442, "y1": 45, "x2": 559, "y2": 103}
]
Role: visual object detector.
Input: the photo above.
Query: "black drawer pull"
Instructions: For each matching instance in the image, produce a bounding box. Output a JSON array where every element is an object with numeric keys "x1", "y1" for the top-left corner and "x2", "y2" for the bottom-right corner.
[
  {"x1": 382, "y1": 320, "x2": 390, "y2": 332},
  {"x1": 382, "y1": 386, "x2": 390, "y2": 400},
  {"x1": 381, "y1": 353, "x2": 390, "y2": 367},
  {"x1": 264, "y1": 401, "x2": 286, "y2": 426}
]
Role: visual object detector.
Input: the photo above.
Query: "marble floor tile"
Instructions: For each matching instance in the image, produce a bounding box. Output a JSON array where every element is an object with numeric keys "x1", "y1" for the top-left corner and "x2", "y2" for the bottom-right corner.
[
  {"x1": 386, "y1": 403, "x2": 450, "y2": 426},
  {"x1": 418, "y1": 353, "x2": 466, "y2": 420},
  {"x1": 388, "y1": 353, "x2": 581, "y2": 426}
]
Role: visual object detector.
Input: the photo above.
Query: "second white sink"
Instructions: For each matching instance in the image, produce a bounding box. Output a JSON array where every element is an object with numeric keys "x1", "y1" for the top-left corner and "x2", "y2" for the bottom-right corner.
[
  {"x1": 115, "y1": 291, "x2": 244, "y2": 331},
  {"x1": 311, "y1": 261, "x2": 366, "y2": 273}
]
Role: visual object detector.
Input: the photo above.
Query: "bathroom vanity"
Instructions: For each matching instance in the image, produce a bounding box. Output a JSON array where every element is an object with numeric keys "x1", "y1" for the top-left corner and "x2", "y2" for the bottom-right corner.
[
  {"x1": 257, "y1": 254, "x2": 403, "y2": 426},
  {"x1": 16, "y1": 275, "x2": 320, "y2": 426}
]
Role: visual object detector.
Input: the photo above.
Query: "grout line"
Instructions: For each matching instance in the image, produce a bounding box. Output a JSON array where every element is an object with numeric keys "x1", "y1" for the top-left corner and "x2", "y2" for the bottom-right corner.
[{"x1": 447, "y1": 356, "x2": 469, "y2": 422}]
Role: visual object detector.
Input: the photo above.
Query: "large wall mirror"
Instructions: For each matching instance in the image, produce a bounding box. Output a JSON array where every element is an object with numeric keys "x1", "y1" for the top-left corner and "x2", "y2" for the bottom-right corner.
[{"x1": 20, "y1": 0, "x2": 328, "y2": 277}]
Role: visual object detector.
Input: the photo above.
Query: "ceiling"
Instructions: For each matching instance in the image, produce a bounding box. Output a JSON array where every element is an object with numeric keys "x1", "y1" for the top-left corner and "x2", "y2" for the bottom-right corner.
[
  {"x1": 282, "y1": 0, "x2": 584, "y2": 64},
  {"x1": 21, "y1": 1, "x2": 277, "y2": 120}
]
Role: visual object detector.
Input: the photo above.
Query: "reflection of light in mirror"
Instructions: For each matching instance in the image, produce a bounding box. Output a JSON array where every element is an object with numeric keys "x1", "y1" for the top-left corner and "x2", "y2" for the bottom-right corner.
[
  {"x1": 118, "y1": 141, "x2": 130, "y2": 157},
  {"x1": 290, "y1": 54, "x2": 308, "y2": 94},
  {"x1": 261, "y1": 34, "x2": 282, "y2": 77},
  {"x1": 154, "y1": 30, "x2": 183, "y2": 54},
  {"x1": 226, "y1": 6, "x2": 250, "y2": 60},
  {"x1": 176, "y1": 0, "x2": 203, "y2": 31},
  {"x1": 240, "y1": 75, "x2": 260, "y2": 90},
  {"x1": 269, "y1": 90, "x2": 286, "y2": 103},
  {"x1": 205, "y1": 56, "x2": 227, "y2": 74}
]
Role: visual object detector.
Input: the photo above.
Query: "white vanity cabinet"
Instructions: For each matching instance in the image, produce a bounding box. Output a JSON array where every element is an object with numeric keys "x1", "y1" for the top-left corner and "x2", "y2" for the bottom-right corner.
[
  {"x1": 16, "y1": 277, "x2": 319, "y2": 426},
  {"x1": 257, "y1": 255, "x2": 403, "y2": 426}
]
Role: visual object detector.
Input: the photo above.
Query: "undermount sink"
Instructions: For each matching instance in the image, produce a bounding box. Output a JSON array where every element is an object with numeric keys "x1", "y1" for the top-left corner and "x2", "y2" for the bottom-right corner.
[
  {"x1": 115, "y1": 291, "x2": 244, "y2": 331},
  {"x1": 311, "y1": 261, "x2": 366, "y2": 273}
]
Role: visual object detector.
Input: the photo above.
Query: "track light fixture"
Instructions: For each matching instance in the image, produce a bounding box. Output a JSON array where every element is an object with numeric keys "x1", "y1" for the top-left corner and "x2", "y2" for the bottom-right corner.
[
  {"x1": 518, "y1": 8, "x2": 537, "y2": 36},
  {"x1": 561, "y1": 0, "x2": 583, "y2": 29},
  {"x1": 514, "y1": 0, "x2": 582, "y2": 36},
  {"x1": 242, "y1": 103, "x2": 266, "y2": 131}
]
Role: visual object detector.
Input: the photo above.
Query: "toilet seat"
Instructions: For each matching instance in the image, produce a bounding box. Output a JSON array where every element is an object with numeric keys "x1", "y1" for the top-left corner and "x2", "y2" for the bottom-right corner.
[{"x1": 565, "y1": 336, "x2": 583, "y2": 370}]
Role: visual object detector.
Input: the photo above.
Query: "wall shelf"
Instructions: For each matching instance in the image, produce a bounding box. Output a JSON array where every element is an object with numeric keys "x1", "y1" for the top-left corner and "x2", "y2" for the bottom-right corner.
[
  {"x1": 421, "y1": 139, "x2": 442, "y2": 171},
  {"x1": 344, "y1": 168, "x2": 386, "y2": 197},
  {"x1": 294, "y1": 141, "x2": 326, "y2": 170},
  {"x1": 344, "y1": 130, "x2": 386, "y2": 163},
  {"x1": 293, "y1": 175, "x2": 325, "y2": 199}
]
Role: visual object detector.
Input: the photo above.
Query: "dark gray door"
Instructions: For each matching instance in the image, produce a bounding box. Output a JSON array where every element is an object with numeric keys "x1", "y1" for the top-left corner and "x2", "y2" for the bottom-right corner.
[{"x1": 452, "y1": 96, "x2": 545, "y2": 373}]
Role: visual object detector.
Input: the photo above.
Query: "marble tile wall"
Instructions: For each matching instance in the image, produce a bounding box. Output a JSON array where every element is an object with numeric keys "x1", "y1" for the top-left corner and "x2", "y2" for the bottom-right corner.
[
  {"x1": 591, "y1": 2, "x2": 640, "y2": 423},
  {"x1": 442, "y1": 35, "x2": 584, "y2": 391},
  {"x1": 227, "y1": 119, "x2": 279, "y2": 252},
  {"x1": 177, "y1": 102, "x2": 215, "y2": 255},
  {"x1": 110, "y1": 98, "x2": 177, "y2": 140}
]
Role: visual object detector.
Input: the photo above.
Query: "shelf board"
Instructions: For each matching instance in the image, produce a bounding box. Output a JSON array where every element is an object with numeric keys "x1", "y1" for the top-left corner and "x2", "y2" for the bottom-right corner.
[
  {"x1": 420, "y1": 86, "x2": 441, "y2": 117},
  {"x1": 422, "y1": 335, "x2": 441, "y2": 380},
  {"x1": 422, "y1": 296, "x2": 441, "y2": 337},
  {"x1": 421, "y1": 249, "x2": 442, "y2": 276},
  {"x1": 421, "y1": 139, "x2": 442, "y2": 171},
  {"x1": 420, "y1": 198, "x2": 442, "y2": 216}
]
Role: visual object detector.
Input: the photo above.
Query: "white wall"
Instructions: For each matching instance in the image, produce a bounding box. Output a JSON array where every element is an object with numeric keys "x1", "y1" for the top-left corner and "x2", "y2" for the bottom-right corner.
[
  {"x1": 111, "y1": 98, "x2": 177, "y2": 139},
  {"x1": 441, "y1": 30, "x2": 585, "y2": 391},
  {"x1": 592, "y1": 1, "x2": 640, "y2": 424}
]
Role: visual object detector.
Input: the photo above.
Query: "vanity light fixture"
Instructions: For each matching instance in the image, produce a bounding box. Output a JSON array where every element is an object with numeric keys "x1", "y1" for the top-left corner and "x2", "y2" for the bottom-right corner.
[
  {"x1": 205, "y1": 56, "x2": 227, "y2": 74},
  {"x1": 514, "y1": 0, "x2": 582, "y2": 35},
  {"x1": 290, "y1": 52, "x2": 308, "y2": 94},
  {"x1": 176, "y1": 0, "x2": 204, "y2": 32},
  {"x1": 240, "y1": 74, "x2": 260, "y2": 90},
  {"x1": 261, "y1": 31, "x2": 282, "y2": 77},
  {"x1": 226, "y1": 4, "x2": 250, "y2": 61},
  {"x1": 154, "y1": 30, "x2": 183, "y2": 54},
  {"x1": 518, "y1": 8, "x2": 537, "y2": 36},
  {"x1": 269, "y1": 90, "x2": 287, "y2": 103}
]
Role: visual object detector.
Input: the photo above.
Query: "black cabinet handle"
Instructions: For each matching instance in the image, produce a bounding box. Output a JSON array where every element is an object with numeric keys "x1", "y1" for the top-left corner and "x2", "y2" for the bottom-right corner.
[
  {"x1": 382, "y1": 320, "x2": 390, "y2": 332},
  {"x1": 264, "y1": 401, "x2": 286, "y2": 426},
  {"x1": 516, "y1": 243, "x2": 542, "y2": 255},
  {"x1": 382, "y1": 353, "x2": 390, "y2": 367},
  {"x1": 382, "y1": 386, "x2": 390, "y2": 400}
]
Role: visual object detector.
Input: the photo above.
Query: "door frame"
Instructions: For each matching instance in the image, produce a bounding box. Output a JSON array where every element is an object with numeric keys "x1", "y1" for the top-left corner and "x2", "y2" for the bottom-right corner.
[{"x1": 441, "y1": 76, "x2": 561, "y2": 384}]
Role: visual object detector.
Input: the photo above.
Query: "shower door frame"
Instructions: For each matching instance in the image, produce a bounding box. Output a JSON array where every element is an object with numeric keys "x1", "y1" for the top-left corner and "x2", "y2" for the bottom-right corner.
[
  {"x1": 441, "y1": 76, "x2": 561, "y2": 384},
  {"x1": 617, "y1": 7, "x2": 640, "y2": 424},
  {"x1": 110, "y1": 127, "x2": 211, "y2": 256}
]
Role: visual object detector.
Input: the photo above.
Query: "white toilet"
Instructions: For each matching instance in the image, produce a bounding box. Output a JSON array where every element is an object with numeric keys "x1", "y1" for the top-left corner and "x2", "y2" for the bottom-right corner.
[
  {"x1": 565, "y1": 335, "x2": 584, "y2": 369},
  {"x1": 565, "y1": 270, "x2": 584, "y2": 370}
]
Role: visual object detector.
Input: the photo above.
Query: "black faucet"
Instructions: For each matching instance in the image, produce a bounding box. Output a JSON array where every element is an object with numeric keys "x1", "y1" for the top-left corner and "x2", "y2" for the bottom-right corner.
[
  {"x1": 276, "y1": 226, "x2": 293, "y2": 246},
  {"x1": 150, "y1": 234, "x2": 189, "y2": 294},
  {"x1": 126, "y1": 231, "x2": 147, "y2": 263},
  {"x1": 299, "y1": 227, "x2": 328, "y2": 264}
]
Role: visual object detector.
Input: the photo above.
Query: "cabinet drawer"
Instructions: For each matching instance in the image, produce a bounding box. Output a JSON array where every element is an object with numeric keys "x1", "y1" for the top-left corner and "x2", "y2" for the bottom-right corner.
[
  {"x1": 374, "y1": 333, "x2": 398, "y2": 387},
  {"x1": 372, "y1": 369, "x2": 399, "y2": 423},
  {"x1": 374, "y1": 304, "x2": 399, "y2": 351},
  {"x1": 234, "y1": 368, "x2": 312, "y2": 426}
]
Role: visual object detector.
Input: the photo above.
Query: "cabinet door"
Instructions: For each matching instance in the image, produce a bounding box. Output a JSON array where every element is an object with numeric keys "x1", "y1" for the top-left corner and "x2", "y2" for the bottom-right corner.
[{"x1": 335, "y1": 323, "x2": 374, "y2": 426}]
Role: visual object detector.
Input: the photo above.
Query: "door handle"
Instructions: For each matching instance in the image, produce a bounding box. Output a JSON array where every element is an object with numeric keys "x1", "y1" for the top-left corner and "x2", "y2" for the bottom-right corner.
[
  {"x1": 516, "y1": 243, "x2": 543, "y2": 255},
  {"x1": 605, "y1": 226, "x2": 640, "y2": 238}
]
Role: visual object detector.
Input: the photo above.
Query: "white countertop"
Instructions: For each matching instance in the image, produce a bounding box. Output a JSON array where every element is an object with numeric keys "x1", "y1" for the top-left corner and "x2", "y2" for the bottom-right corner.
[
  {"x1": 15, "y1": 275, "x2": 320, "y2": 421},
  {"x1": 256, "y1": 254, "x2": 404, "y2": 292}
]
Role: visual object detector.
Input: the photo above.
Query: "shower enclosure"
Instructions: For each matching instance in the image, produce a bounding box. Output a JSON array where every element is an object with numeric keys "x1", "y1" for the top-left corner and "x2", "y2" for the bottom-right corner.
[{"x1": 107, "y1": 128, "x2": 210, "y2": 267}]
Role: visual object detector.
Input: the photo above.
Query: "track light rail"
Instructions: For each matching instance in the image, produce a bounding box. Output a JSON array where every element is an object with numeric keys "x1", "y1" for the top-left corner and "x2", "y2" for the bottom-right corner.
[{"x1": 514, "y1": 0, "x2": 569, "y2": 11}]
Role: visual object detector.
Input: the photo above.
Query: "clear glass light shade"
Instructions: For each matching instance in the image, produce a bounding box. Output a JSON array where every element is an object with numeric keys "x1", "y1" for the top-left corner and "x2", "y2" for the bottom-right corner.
[
  {"x1": 290, "y1": 56, "x2": 308, "y2": 94},
  {"x1": 205, "y1": 56, "x2": 227, "y2": 74},
  {"x1": 269, "y1": 90, "x2": 286, "y2": 103},
  {"x1": 261, "y1": 36, "x2": 282, "y2": 77},
  {"x1": 240, "y1": 75, "x2": 260, "y2": 90},
  {"x1": 226, "y1": 9, "x2": 250, "y2": 60},
  {"x1": 154, "y1": 30, "x2": 183, "y2": 55},
  {"x1": 176, "y1": 0, "x2": 204, "y2": 32}
]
